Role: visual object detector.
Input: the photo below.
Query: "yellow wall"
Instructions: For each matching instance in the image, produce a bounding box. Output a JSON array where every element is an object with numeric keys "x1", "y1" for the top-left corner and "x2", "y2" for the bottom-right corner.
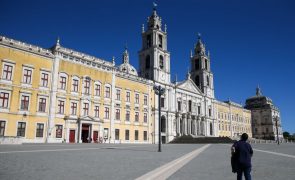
[
  {"x1": 0, "y1": 46, "x2": 53, "y2": 141},
  {"x1": 216, "y1": 102, "x2": 252, "y2": 138}
]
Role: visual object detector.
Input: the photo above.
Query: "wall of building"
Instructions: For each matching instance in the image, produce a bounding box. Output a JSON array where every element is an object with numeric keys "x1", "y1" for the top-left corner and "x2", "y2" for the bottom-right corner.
[{"x1": 215, "y1": 101, "x2": 252, "y2": 138}]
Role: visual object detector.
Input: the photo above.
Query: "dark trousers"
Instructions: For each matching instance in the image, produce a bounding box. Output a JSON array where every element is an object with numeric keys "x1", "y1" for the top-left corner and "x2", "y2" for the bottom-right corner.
[{"x1": 237, "y1": 167, "x2": 251, "y2": 180}]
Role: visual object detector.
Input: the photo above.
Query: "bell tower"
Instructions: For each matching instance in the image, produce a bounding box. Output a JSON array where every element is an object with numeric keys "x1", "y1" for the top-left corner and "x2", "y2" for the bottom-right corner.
[
  {"x1": 138, "y1": 6, "x2": 171, "y2": 84},
  {"x1": 190, "y1": 34, "x2": 214, "y2": 98}
]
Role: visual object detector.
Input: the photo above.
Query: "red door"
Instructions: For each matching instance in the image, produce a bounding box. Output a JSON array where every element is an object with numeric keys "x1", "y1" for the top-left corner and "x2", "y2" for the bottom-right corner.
[
  {"x1": 93, "y1": 131, "x2": 98, "y2": 143},
  {"x1": 69, "y1": 130, "x2": 75, "y2": 143}
]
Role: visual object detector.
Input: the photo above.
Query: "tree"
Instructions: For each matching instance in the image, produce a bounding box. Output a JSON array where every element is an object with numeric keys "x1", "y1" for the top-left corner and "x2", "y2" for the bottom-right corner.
[{"x1": 283, "y1": 131, "x2": 290, "y2": 139}]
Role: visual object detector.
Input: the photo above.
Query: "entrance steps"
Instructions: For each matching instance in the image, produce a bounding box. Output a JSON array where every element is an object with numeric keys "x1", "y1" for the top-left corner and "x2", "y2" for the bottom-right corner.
[{"x1": 169, "y1": 135, "x2": 236, "y2": 144}]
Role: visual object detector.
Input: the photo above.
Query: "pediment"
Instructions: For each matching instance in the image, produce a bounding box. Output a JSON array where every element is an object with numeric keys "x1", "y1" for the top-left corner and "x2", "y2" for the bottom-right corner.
[
  {"x1": 176, "y1": 79, "x2": 203, "y2": 95},
  {"x1": 79, "y1": 115, "x2": 95, "y2": 121}
]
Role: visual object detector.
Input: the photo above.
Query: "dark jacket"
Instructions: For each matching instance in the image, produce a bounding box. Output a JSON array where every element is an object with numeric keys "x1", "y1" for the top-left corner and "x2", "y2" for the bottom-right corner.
[{"x1": 232, "y1": 140, "x2": 253, "y2": 169}]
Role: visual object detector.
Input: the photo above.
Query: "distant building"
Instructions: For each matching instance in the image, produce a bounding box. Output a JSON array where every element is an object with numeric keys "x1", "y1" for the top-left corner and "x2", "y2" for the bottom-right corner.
[
  {"x1": 245, "y1": 87, "x2": 283, "y2": 140},
  {"x1": 215, "y1": 101, "x2": 252, "y2": 138}
]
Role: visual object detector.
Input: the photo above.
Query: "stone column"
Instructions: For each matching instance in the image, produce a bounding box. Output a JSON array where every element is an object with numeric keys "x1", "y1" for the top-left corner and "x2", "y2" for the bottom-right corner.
[
  {"x1": 182, "y1": 114, "x2": 187, "y2": 135},
  {"x1": 47, "y1": 53, "x2": 60, "y2": 143},
  {"x1": 187, "y1": 114, "x2": 191, "y2": 135}
]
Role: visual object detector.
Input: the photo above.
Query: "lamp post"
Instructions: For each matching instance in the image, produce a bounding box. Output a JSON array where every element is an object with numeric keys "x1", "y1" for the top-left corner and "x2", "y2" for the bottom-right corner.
[
  {"x1": 153, "y1": 85, "x2": 165, "y2": 152},
  {"x1": 274, "y1": 116, "x2": 280, "y2": 145}
]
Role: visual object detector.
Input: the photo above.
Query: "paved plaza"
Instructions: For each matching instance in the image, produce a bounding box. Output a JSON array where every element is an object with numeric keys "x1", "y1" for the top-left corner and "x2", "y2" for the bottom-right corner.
[{"x1": 0, "y1": 143, "x2": 294, "y2": 180}]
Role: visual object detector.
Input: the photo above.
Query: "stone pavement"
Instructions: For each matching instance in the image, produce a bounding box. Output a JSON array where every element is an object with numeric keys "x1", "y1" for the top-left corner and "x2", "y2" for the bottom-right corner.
[{"x1": 0, "y1": 143, "x2": 294, "y2": 180}]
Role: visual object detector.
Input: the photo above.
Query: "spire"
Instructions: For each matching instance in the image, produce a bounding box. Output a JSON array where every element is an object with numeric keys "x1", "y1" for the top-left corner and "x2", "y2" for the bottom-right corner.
[
  {"x1": 256, "y1": 85, "x2": 262, "y2": 96},
  {"x1": 194, "y1": 32, "x2": 206, "y2": 56},
  {"x1": 112, "y1": 56, "x2": 115, "y2": 65},
  {"x1": 147, "y1": 2, "x2": 162, "y2": 30},
  {"x1": 142, "y1": 24, "x2": 145, "y2": 33},
  {"x1": 186, "y1": 67, "x2": 191, "y2": 79},
  {"x1": 56, "y1": 37, "x2": 60, "y2": 47},
  {"x1": 122, "y1": 44, "x2": 129, "y2": 64}
]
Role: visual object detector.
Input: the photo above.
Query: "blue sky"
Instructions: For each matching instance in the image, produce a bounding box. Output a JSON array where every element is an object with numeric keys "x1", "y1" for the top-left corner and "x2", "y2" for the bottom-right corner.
[{"x1": 1, "y1": 0, "x2": 295, "y2": 133}]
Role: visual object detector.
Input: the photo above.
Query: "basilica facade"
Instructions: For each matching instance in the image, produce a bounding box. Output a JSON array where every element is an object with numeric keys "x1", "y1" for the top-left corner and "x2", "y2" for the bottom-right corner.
[{"x1": 0, "y1": 8, "x2": 253, "y2": 144}]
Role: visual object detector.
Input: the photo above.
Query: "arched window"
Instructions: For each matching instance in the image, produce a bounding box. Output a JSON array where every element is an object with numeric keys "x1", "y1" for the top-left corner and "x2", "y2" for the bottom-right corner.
[
  {"x1": 205, "y1": 59, "x2": 208, "y2": 70},
  {"x1": 195, "y1": 75, "x2": 200, "y2": 87},
  {"x1": 207, "y1": 75, "x2": 210, "y2": 86},
  {"x1": 145, "y1": 55, "x2": 150, "y2": 69},
  {"x1": 195, "y1": 59, "x2": 200, "y2": 70},
  {"x1": 159, "y1": 55, "x2": 164, "y2": 69}
]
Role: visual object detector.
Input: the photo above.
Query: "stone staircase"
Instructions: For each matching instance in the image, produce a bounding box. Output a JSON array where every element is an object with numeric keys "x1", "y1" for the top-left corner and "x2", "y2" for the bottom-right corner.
[{"x1": 169, "y1": 135, "x2": 236, "y2": 144}]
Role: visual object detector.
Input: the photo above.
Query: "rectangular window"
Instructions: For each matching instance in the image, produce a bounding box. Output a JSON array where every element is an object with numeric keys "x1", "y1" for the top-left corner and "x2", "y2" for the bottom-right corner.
[
  {"x1": 0, "y1": 92, "x2": 9, "y2": 108},
  {"x1": 36, "y1": 123, "x2": 44, "y2": 137},
  {"x1": 126, "y1": 111, "x2": 130, "y2": 121},
  {"x1": 104, "y1": 107, "x2": 110, "y2": 119},
  {"x1": 116, "y1": 89, "x2": 121, "y2": 100},
  {"x1": 189, "y1": 100, "x2": 192, "y2": 112},
  {"x1": 58, "y1": 100, "x2": 65, "y2": 114},
  {"x1": 17, "y1": 122, "x2": 26, "y2": 137},
  {"x1": 83, "y1": 103, "x2": 89, "y2": 116},
  {"x1": 20, "y1": 95, "x2": 30, "y2": 110},
  {"x1": 95, "y1": 84, "x2": 100, "y2": 96},
  {"x1": 178, "y1": 101, "x2": 181, "y2": 111},
  {"x1": 135, "y1": 112, "x2": 139, "y2": 122},
  {"x1": 135, "y1": 94, "x2": 139, "y2": 104},
  {"x1": 40, "y1": 73, "x2": 48, "y2": 87},
  {"x1": 2, "y1": 64, "x2": 13, "y2": 80},
  {"x1": 23, "y1": 69, "x2": 32, "y2": 84},
  {"x1": 125, "y1": 130, "x2": 129, "y2": 140},
  {"x1": 71, "y1": 102, "x2": 77, "y2": 115},
  {"x1": 105, "y1": 87, "x2": 110, "y2": 98},
  {"x1": 84, "y1": 78, "x2": 90, "y2": 95},
  {"x1": 209, "y1": 108, "x2": 212, "y2": 117},
  {"x1": 60, "y1": 76, "x2": 66, "y2": 90},
  {"x1": 161, "y1": 98, "x2": 165, "y2": 108},
  {"x1": 116, "y1": 109, "x2": 120, "y2": 120},
  {"x1": 198, "y1": 106, "x2": 201, "y2": 115},
  {"x1": 56, "y1": 125, "x2": 63, "y2": 138},
  {"x1": 144, "y1": 131, "x2": 147, "y2": 141},
  {"x1": 72, "y1": 79, "x2": 79, "y2": 92},
  {"x1": 144, "y1": 113, "x2": 148, "y2": 123},
  {"x1": 135, "y1": 130, "x2": 139, "y2": 140},
  {"x1": 0, "y1": 121, "x2": 6, "y2": 136},
  {"x1": 38, "y1": 98, "x2": 46, "y2": 112},
  {"x1": 94, "y1": 106, "x2": 99, "y2": 117},
  {"x1": 115, "y1": 129, "x2": 120, "y2": 140},
  {"x1": 144, "y1": 95, "x2": 148, "y2": 105},
  {"x1": 126, "y1": 92, "x2": 130, "y2": 102}
]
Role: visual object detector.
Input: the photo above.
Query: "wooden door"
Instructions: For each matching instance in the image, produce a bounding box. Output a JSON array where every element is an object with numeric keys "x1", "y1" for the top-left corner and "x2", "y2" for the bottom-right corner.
[{"x1": 69, "y1": 130, "x2": 75, "y2": 143}]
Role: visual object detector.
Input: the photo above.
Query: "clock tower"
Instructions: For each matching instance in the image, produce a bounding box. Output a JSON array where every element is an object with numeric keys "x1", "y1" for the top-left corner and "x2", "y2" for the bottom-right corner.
[{"x1": 138, "y1": 7, "x2": 171, "y2": 84}]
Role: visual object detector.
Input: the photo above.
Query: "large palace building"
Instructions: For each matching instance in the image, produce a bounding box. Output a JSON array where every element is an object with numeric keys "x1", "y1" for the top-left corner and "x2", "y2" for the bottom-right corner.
[{"x1": 0, "y1": 7, "x2": 261, "y2": 144}]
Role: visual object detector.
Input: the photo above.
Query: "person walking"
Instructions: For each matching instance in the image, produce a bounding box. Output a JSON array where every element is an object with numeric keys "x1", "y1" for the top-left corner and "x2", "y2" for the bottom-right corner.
[{"x1": 231, "y1": 133, "x2": 253, "y2": 180}]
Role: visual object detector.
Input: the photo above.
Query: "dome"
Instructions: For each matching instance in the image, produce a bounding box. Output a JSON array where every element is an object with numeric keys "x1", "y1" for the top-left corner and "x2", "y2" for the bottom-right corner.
[
  {"x1": 118, "y1": 63, "x2": 138, "y2": 76},
  {"x1": 118, "y1": 47, "x2": 138, "y2": 76}
]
